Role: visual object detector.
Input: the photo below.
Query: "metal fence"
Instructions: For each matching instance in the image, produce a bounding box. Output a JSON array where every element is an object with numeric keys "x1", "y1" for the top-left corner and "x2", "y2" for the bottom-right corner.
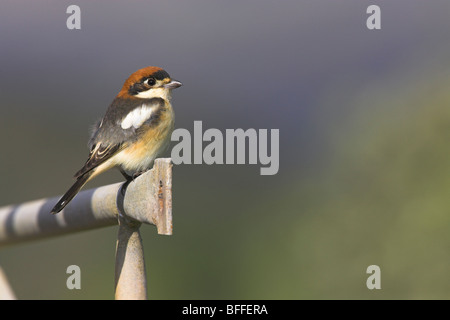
[{"x1": 0, "y1": 158, "x2": 173, "y2": 300}]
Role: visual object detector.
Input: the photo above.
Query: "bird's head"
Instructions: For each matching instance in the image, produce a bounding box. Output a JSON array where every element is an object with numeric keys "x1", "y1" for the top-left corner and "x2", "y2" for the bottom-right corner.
[{"x1": 118, "y1": 66, "x2": 182, "y2": 100}]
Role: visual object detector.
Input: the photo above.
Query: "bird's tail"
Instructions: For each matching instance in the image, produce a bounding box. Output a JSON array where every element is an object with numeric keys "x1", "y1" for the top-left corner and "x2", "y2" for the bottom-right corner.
[{"x1": 51, "y1": 171, "x2": 93, "y2": 214}]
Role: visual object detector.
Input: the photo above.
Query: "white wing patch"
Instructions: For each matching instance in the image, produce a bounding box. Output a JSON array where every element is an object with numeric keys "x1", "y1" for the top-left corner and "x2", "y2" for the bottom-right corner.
[{"x1": 120, "y1": 104, "x2": 154, "y2": 129}]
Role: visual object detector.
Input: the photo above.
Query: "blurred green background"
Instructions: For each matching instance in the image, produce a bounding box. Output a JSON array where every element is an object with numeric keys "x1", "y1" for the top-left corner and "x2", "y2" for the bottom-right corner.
[{"x1": 1, "y1": 0, "x2": 450, "y2": 299}]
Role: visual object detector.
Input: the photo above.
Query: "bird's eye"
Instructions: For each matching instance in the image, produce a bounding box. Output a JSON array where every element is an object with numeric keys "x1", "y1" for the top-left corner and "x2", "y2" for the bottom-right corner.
[{"x1": 145, "y1": 78, "x2": 156, "y2": 86}]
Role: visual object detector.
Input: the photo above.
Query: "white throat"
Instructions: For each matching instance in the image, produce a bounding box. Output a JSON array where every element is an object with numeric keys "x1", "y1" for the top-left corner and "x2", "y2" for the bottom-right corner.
[{"x1": 135, "y1": 87, "x2": 172, "y2": 100}]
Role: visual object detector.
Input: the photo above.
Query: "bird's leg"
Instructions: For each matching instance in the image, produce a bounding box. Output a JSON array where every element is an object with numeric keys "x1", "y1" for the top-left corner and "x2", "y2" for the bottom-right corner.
[
  {"x1": 119, "y1": 170, "x2": 132, "y2": 198},
  {"x1": 120, "y1": 168, "x2": 150, "y2": 182},
  {"x1": 119, "y1": 168, "x2": 134, "y2": 182}
]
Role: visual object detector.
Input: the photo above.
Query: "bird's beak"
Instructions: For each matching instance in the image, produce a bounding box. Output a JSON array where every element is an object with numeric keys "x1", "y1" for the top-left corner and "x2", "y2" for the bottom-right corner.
[{"x1": 164, "y1": 80, "x2": 183, "y2": 89}]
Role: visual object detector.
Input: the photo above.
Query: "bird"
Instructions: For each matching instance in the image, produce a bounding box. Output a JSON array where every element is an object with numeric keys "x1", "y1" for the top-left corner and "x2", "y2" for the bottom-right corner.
[{"x1": 51, "y1": 66, "x2": 182, "y2": 214}]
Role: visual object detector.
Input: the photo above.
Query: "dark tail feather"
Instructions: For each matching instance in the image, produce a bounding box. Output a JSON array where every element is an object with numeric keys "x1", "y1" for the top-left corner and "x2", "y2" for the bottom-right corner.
[{"x1": 51, "y1": 171, "x2": 93, "y2": 214}]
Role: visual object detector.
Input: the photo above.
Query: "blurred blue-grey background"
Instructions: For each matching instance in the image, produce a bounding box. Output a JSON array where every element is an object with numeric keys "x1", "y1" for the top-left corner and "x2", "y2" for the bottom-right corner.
[{"x1": 1, "y1": 0, "x2": 450, "y2": 299}]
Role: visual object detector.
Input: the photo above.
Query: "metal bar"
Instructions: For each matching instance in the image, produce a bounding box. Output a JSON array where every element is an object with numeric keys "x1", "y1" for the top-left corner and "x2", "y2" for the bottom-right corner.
[{"x1": 0, "y1": 158, "x2": 173, "y2": 247}]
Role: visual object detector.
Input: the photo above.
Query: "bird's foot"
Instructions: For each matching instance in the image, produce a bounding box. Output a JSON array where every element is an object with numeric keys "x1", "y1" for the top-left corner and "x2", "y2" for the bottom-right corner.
[{"x1": 131, "y1": 170, "x2": 147, "y2": 180}]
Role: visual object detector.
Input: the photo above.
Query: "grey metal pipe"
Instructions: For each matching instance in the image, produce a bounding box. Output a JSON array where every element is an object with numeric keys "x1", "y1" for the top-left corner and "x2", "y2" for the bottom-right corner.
[{"x1": 0, "y1": 158, "x2": 173, "y2": 247}]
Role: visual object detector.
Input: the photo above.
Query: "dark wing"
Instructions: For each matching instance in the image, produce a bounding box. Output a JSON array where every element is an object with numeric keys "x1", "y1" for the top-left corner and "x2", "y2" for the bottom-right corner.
[
  {"x1": 74, "y1": 143, "x2": 122, "y2": 178},
  {"x1": 74, "y1": 97, "x2": 167, "y2": 178}
]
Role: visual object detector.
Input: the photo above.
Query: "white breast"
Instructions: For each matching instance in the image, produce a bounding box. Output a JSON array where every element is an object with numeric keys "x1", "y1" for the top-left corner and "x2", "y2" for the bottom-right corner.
[{"x1": 120, "y1": 104, "x2": 154, "y2": 129}]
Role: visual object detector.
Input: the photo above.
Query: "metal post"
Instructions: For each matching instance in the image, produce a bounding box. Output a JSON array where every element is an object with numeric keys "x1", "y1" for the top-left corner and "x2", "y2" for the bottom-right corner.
[
  {"x1": 0, "y1": 266, "x2": 16, "y2": 300},
  {"x1": 114, "y1": 217, "x2": 147, "y2": 300}
]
